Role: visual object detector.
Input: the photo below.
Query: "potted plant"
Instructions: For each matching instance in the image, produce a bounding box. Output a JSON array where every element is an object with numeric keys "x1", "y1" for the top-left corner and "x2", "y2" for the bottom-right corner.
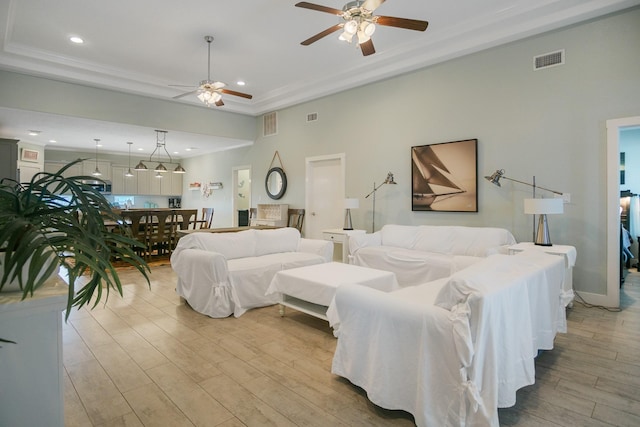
[{"x1": 0, "y1": 159, "x2": 150, "y2": 331}]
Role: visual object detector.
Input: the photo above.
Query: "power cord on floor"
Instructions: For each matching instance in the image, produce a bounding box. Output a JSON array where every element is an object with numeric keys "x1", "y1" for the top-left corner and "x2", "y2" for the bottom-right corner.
[{"x1": 572, "y1": 291, "x2": 622, "y2": 312}]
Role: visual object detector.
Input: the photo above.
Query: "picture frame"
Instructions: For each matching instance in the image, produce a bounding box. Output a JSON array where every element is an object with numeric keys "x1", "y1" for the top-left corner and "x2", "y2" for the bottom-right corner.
[
  {"x1": 20, "y1": 148, "x2": 40, "y2": 163},
  {"x1": 411, "y1": 138, "x2": 478, "y2": 212}
]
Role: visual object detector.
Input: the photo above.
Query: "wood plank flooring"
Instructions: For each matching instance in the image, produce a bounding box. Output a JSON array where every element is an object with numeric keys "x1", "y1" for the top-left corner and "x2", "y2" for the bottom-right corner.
[{"x1": 63, "y1": 265, "x2": 640, "y2": 426}]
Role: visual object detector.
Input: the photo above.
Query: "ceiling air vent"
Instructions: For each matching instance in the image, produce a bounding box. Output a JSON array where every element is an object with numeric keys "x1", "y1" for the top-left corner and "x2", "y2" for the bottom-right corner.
[
  {"x1": 306, "y1": 112, "x2": 318, "y2": 122},
  {"x1": 263, "y1": 112, "x2": 278, "y2": 137},
  {"x1": 533, "y1": 49, "x2": 564, "y2": 70}
]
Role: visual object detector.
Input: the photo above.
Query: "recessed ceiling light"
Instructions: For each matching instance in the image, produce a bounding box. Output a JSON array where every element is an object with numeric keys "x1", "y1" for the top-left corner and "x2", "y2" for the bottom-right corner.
[
  {"x1": 28, "y1": 130, "x2": 41, "y2": 136},
  {"x1": 185, "y1": 148, "x2": 192, "y2": 152},
  {"x1": 137, "y1": 148, "x2": 144, "y2": 151},
  {"x1": 69, "y1": 36, "x2": 84, "y2": 44},
  {"x1": 96, "y1": 143, "x2": 103, "y2": 147},
  {"x1": 49, "y1": 139, "x2": 57, "y2": 143},
  {"x1": 237, "y1": 81, "x2": 246, "y2": 86},
  {"x1": 173, "y1": 151, "x2": 179, "y2": 154}
]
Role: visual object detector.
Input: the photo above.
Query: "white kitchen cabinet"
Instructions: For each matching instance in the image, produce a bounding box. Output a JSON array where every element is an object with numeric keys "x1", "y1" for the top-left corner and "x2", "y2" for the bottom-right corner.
[
  {"x1": 161, "y1": 172, "x2": 183, "y2": 196},
  {"x1": 82, "y1": 160, "x2": 111, "y2": 180},
  {"x1": 111, "y1": 166, "x2": 138, "y2": 194},
  {"x1": 44, "y1": 161, "x2": 83, "y2": 178}
]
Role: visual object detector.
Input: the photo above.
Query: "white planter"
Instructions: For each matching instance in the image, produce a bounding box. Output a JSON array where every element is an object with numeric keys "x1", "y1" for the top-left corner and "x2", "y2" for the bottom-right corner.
[{"x1": 0, "y1": 250, "x2": 59, "y2": 293}]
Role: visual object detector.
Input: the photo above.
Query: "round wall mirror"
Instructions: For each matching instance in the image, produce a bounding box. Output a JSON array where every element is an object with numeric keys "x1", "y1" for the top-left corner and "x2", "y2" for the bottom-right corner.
[{"x1": 265, "y1": 167, "x2": 287, "y2": 200}]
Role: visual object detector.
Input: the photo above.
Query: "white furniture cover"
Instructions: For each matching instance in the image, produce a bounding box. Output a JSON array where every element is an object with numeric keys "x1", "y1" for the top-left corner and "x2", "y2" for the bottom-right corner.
[
  {"x1": 349, "y1": 224, "x2": 517, "y2": 287},
  {"x1": 329, "y1": 251, "x2": 566, "y2": 426},
  {"x1": 266, "y1": 262, "x2": 399, "y2": 307},
  {"x1": 171, "y1": 228, "x2": 333, "y2": 318}
]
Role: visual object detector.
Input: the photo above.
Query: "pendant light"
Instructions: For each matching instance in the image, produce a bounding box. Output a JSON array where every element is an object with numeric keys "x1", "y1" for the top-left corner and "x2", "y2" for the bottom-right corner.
[
  {"x1": 133, "y1": 130, "x2": 185, "y2": 173},
  {"x1": 92, "y1": 139, "x2": 102, "y2": 176},
  {"x1": 125, "y1": 142, "x2": 134, "y2": 177}
]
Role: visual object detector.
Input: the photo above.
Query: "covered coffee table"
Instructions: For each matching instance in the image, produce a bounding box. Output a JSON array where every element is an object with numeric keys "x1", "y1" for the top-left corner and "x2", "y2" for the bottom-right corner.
[{"x1": 266, "y1": 262, "x2": 399, "y2": 321}]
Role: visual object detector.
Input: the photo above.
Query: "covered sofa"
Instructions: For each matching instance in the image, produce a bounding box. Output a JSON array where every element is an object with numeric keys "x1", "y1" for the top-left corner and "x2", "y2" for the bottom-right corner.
[
  {"x1": 349, "y1": 224, "x2": 517, "y2": 286},
  {"x1": 328, "y1": 250, "x2": 566, "y2": 426},
  {"x1": 171, "y1": 227, "x2": 333, "y2": 317}
]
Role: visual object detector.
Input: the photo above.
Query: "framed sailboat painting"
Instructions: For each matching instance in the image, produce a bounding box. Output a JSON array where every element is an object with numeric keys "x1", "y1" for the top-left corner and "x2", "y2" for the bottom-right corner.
[{"x1": 411, "y1": 139, "x2": 478, "y2": 212}]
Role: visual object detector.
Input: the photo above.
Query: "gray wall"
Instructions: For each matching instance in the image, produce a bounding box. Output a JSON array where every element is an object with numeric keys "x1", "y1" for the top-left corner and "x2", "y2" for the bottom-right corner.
[
  {"x1": 1, "y1": 8, "x2": 639, "y2": 299},
  {"x1": 181, "y1": 8, "x2": 640, "y2": 297}
]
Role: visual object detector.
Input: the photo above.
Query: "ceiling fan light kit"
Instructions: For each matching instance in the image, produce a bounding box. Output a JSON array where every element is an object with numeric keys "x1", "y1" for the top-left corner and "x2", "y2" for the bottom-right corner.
[
  {"x1": 172, "y1": 36, "x2": 252, "y2": 107},
  {"x1": 296, "y1": 0, "x2": 428, "y2": 56}
]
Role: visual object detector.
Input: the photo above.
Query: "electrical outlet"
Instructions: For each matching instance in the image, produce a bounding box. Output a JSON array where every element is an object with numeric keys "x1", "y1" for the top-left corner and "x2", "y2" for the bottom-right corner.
[{"x1": 555, "y1": 193, "x2": 571, "y2": 203}]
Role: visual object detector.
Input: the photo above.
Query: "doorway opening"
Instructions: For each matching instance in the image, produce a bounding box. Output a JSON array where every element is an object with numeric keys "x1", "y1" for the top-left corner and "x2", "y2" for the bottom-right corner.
[
  {"x1": 607, "y1": 116, "x2": 640, "y2": 308},
  {"x1": 232, "y1": 166, "x2": 251, "y2": 227}
]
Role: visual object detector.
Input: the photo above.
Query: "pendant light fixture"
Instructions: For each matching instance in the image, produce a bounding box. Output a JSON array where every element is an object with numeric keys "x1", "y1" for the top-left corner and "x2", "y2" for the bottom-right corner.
[
  {"x1": 125, "y1": 142, "x2": 134, "y2": 177},
  {"x1": 92, "y1": 139, "x2": 102, "y2": 176},
  {"x1": 133, "y1": 130, "x2": 186, "y2": 174}
]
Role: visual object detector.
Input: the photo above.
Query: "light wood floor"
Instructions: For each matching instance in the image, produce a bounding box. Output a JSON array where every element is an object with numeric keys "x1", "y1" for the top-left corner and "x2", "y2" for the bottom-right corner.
[{"x1": 64, "y1": 265, "x2": 640, "y2": 426}]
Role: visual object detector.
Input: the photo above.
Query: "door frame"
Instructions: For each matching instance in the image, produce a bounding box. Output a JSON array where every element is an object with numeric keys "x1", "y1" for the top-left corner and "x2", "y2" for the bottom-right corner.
[
  {"x1": 231, "y1": 165, "x2": 251, "y2": 227},
  {"x1": 605, "y1": 116, "x2": 640, "y2": 308},
  {"x1": 305, "y1": 153, "x2": 346, "y2": 239}
]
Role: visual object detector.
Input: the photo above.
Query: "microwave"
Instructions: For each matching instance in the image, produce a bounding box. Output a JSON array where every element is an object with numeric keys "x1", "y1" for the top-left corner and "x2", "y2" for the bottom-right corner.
[{"x1": 81, "y1": 179, "x2": 112, "y2": 194}]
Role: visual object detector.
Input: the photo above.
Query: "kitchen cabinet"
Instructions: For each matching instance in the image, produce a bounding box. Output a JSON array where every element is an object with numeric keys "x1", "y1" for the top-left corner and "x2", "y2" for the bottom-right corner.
[
  {"x1": 161, "y1": 171, "x2": 183, "y2": 196},
  {"x1": 82, "y1": 160, "x2": 111, "y2": 181},
  {"x1": 44, "y1": 161, "x2": 83, "y2": 178},
  {"x1": 111, "y1": 166, "x2": 138, "y2": 194}
]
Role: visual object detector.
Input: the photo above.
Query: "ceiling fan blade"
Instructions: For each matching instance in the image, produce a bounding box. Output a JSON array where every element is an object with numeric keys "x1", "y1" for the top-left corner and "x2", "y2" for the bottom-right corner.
[
  {"x1": 376, "y1": 16, "x2": 429, "y2": 31},
  {"x1": 172, "y1": 90, "x2": 198, "y2": 100},
  {"x1": 220, "y1": 88, "x2": 253, "y2": 100},
  {"x1": 215, "y1": 99, "x2": 224, "y2": 107},
  {"x1": 295, "y1": 2, "x2": 343, "y2": 15},
  {"x1": 361, "y1": 0, "x2": 385, "y2": 12},
  {"x1": 301, "y1": 24, "x2": 343, "y2": 45},
  {"x1": 360, "y1": 39, "x2": 375, "y2": 56}
]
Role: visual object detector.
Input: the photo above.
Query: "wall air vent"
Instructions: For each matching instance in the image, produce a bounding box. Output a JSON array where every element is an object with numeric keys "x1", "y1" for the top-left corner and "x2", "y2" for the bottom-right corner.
[
  {"x1": 534, "y1": 49, "x2": 564, "y2": 70},
  {"x1": 263, "y1": 111, "x2": 278, "y2": 137},
  {"x1": 306, "y1": 112, "x2": 318, "y2": 122}
]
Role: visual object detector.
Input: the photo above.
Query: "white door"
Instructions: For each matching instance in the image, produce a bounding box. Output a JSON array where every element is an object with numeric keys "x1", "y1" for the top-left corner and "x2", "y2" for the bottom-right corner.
[{"x1": 305, "y1": 154, "x2": 345, "y2": 239}]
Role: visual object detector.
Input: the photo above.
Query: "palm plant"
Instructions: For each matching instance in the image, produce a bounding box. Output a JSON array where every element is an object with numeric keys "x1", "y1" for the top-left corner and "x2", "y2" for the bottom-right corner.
[{"x1": 0, "y1": 160, "x2": 150, "y2": 329}]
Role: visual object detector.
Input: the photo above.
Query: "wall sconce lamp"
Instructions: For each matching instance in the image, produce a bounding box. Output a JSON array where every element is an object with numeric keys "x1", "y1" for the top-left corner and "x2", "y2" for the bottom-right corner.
[
  {"x1": 343, "y1": 198, "x2": 359, "y2": 230},
  {"x1": 365, "y1": 172, "x2": 397, "y2": 233}
]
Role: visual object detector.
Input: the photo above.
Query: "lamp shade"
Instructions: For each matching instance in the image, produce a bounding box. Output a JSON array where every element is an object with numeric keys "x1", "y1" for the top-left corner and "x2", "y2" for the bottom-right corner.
[
  {"x1": 344, "y1": 198, "x2": 359, "y2": 209},
  {"x1": 523, "y1": 198, "x2": 563, "y2": 215}
]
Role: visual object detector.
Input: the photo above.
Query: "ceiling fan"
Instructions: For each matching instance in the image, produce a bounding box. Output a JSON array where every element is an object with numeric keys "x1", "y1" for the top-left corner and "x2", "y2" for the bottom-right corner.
[
  {"x1": 295, "y1": 0, "x2": 428, "y2": 56},
  {"x1": 172, "y1": 36, "x2": 252, "y2": 107}
]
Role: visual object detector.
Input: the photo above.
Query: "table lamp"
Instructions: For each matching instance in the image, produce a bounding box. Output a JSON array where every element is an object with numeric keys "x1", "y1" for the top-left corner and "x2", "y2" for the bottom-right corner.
[
  {"x1": 343, "y1": 198, "x2": 359, "y2": 230},
  {"x1": 524, "y1": 198, "x2": 564, "y2": 246}
]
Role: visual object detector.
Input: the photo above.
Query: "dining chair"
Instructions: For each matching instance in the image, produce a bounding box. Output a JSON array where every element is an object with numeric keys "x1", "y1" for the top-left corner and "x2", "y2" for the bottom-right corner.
[
  {"x1": 120, "y1": 210, "x2": 151, "y2": 259},
  {"x1": 249, "y1": 207, "x2": 257, "y2": 225},
  {"x1": 287, "y1": 209, "x2": 305, "y2": 234},
  {"x1": 178, "y1": 209, "x2": 198, "y2": 230},
  {"x1": 147, "y1": 210, "x2": 178, "y2": 258},
  {"x1": 200, "y1": 207, "x2": 214, "y2": 229}
]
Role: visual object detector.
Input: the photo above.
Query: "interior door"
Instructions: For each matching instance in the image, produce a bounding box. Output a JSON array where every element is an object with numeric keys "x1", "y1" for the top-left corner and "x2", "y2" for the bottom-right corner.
[{"x1": 305, "y1": 154, "x2": 345, "y2": 239}]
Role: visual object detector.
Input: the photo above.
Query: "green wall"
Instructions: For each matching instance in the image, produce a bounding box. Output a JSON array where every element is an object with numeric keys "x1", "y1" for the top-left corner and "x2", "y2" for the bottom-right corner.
[
  {"x1": 1, "y1": 7, "x2": 639, "y2": 299},
  {"x1": 182, "y1": 7, "x2": 640, "y2": 297}
]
